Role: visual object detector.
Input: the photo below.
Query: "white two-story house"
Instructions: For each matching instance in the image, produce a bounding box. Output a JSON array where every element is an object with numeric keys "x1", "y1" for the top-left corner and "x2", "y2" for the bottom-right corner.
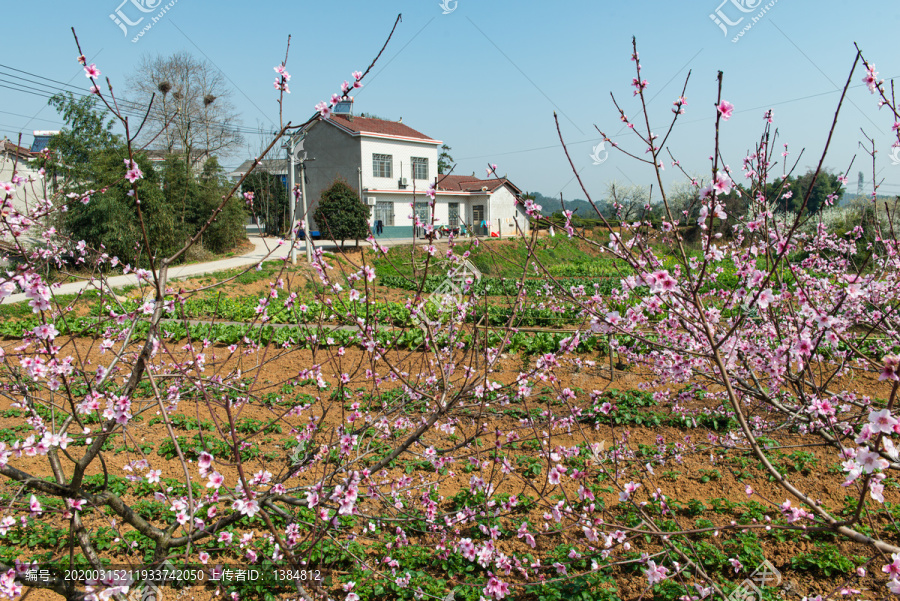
[{"x1": 293, "y1": 109, "x2": 528, "y2": 239}]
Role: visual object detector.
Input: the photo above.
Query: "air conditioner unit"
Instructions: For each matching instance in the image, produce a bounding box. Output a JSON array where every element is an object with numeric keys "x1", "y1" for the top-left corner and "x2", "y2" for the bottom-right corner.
[
  {"x1": 399, "y1": 178, "x2": 408, "y2": 186},
  {"x1": 366, "y1": 196, "x2": 377, "y2": 206}
]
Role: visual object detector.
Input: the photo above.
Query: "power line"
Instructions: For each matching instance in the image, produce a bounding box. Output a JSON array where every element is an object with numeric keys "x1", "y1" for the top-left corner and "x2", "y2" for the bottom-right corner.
[
  {"x1": 0, "y1": 65, "x2": 267, "y2": 137},
  {"x1": 457, "y1": 77, "x2": 900, "y2": 162},
  {"x1": 0, "y1": 109, "x2": 63, "y2": 124},
  {"x1": 168, "y1": 20, "x2": 274, "y2": 129},
  {"x1": 0, "y1": 63, "x2": 85, "y2": 94}
]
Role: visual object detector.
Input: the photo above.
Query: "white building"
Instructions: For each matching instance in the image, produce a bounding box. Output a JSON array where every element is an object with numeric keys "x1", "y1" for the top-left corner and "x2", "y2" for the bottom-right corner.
[
  {"x1": 292, "y1": 111, "x2": 528, "y2": 238},
  {"x1": 0, "y1": 137, "x2": 42, "y2": 217}
]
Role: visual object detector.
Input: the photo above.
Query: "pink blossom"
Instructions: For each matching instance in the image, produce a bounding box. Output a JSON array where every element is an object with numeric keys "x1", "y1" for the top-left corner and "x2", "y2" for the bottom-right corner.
[
  {"x1": 233, "y1": 498, "x2": 260, "y2": 518},
  {"x1": 32, "y1": 324, "x2": 58, "y2": 341},
  {"x1": 717, "y1": 100, "x2": 734, "y2": 120},
  {"x1": 619, "y1": 481, "x2": 640, "y2": 502},
  {"x1": 713, "y1": 172, "x2": 732, "y2": 195},
  {"x1": 343, "y1": 581, "x2": 359, "y2": 601},
  {"x1": 484, "y1": 575, "x2": 510, "y2": 600},
  {"x1": 884, "y1": 553, "x2": 900, "y2": 578},
  {"x1": 880, "y1": 355, "x2": 900, "y2": 381},
  {"x1": 0, "y1": 569, "x2": 21, "y2": 600},
  {"x1": 756, "y1": 289, "x2": 775, "y2": 310},
  {"x1": 632, "y1": 78, "x2": 648, "y2": 95},
  {"x1": 459, "y1": 538, "x2": 476, "y2": 561},
  {"x1": 871, "y1": 479, "x2": 885, "y2": 503},
  {"x1": 274, "y1": 64, "x2": 291, "y2": 81},
  {"x1": 856, "y1": 448, "x2": 889, "y2": 474},
  {"x1": 869, "y1": 408, "x2": 898, "y2": 434},
  {"x1": 315, "y1": 101, "x2": 331, "y2": 119},
  {"x1": 644, "y1": 560, "x2": 669, "y2": 585},
  {"x1": 198, "y1": 451, "x2": 214, "y2": 472},
  {"x1": 517, "y1": 523, "x2": 536, "y2": 548},
  {"x1": 84, "y1": 64, "x2": 100, "y2": 79},
  {"x1": 124, "y1": 160, "x2": 143, "y2": 183},
  {"x1": 548, "y1": 466, "x2": 563, "y2": 485},
  {"x1": 863, "y1": 65, "x2": 882, "y2": 93}
]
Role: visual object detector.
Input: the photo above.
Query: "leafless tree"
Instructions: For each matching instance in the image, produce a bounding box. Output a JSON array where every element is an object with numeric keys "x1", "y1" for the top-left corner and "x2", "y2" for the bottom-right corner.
[
  {"x1": 606, "y1": 180, "x2": 650, "y2": 223},
  {"x1": 129, "y1": 52, "x2": 244, "y2": 162}
]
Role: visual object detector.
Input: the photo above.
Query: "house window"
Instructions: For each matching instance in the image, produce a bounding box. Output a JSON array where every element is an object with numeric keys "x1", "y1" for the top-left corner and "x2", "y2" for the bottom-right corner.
[
  {"x1": 448, "y1": 203, "x2": 459, "y2": 227},
  {"x1": 414, "y1": 201, "x2": 431, "y2": 237},
  {"x1": 374, "y1": 201, "x2": 394, "y2": 226},
  {"x1": 473, "y1": 204, "x2": 487, "y2": 235},
  {"x1": 373, "y1": 154, "x2": 392, "y2": 178},
  {"x1": 414, "y1": 201, "x2": 432, "y2": 224},
  {"x1": 412, "y1": 157, "x2": 428, "y2": 180}
]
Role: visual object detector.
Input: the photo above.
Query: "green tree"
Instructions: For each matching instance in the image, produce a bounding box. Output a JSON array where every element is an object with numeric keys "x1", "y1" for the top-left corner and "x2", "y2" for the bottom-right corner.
[
  {"x1": 313, "y1": 179, "x2": 370, "y2": 247},
  {"x1": 34, "y1": 93, "x2": 120, "y2": 189},
  {"x1": 242, "y1": 170, "x2": 289, "y2": 237},
  {"x1": 769, "y1": 169, "x2": 844, "y2": 215},
  {"x1": 438, "y1": 144, "x2": 454, "y2": 175},
  {"x1": 42, "y1": 92, "x2": 246, "y2": 264},
  {"x1": 62, "y1": 150, "x2": 181, "y2": 263},
  {"x1": 794, "y1": 169, "x2": 844, "y2": 215},
  {"x1": 163, "y1": 156, "x2": 247, "y2": 253}
]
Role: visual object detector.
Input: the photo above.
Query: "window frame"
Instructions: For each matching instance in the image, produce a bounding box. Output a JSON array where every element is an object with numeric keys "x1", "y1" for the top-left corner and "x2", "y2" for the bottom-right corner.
[
  {"x1": 411, "y1": 157, "x2": 428, "y2": 181},
  {"x1": 374, "y1": 201, "x2": 394, "y2": 226},
  {"x1": 372, "y1": 154, "x2": 393, "y2": 179}
]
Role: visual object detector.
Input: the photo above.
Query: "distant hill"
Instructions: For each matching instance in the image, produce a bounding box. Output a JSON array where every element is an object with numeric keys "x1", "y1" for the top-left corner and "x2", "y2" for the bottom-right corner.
[{"x1": 527, "y1": 192, "x2": 600, "y2": 216}]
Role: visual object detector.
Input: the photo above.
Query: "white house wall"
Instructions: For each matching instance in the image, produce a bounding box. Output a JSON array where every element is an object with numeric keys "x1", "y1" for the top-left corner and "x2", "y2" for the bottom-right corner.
[
  {"x1": 489, "y1": 186, "x2": 528, "y2": 236},
  {"x1": 0, "y1": 155, "x2": 45, "y2": 222},
  {"x1": 295, "y1": 118, "x2": 527, "y2": 239},
  {"x1": 360, "y1": 137, "x2": 439, "y2": 191}
]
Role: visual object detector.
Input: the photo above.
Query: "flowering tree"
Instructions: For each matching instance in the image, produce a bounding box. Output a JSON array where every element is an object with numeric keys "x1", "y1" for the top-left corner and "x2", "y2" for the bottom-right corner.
[
  {"x1": 3, "y1": 21, "x2": 900, "y2": 601},
  {"x1": 546, "y1": 38, "x2": 900, "y2": 597}
]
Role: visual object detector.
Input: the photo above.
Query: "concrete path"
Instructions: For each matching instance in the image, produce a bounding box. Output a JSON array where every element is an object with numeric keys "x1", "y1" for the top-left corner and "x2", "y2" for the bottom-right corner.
[{"x1": 2, "y1": 234, "x2": 424, "y2": 305}]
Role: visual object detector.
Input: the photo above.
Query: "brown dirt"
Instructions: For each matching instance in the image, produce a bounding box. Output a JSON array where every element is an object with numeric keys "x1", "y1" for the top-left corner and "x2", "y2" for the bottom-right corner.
[{"x1": 3, "y1": 333, "x2": 896, "y2": 600}]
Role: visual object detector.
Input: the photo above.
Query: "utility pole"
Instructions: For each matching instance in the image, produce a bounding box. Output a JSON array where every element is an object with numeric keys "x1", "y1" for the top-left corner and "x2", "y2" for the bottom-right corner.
[
  {"x1": 300, "y1": 158, "x2": 313, "y2": 263},
  {"x1": 286, "y1": 132, "x2": 314, "y2": 263},
  {"x1": 288, "y1": 135, "x2": 296, "y2": 264}
]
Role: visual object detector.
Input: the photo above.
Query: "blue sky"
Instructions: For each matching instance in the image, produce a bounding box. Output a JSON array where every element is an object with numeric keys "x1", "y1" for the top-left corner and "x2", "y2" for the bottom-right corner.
[{"x1": 2, "y1": 0, "x2": 900, "y2": 202}]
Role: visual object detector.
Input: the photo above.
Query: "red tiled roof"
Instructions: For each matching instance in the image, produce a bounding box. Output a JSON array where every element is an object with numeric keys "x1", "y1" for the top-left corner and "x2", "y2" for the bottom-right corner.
[
  {"x1": 327, "y1": 115, "x2": 436, "y2": 142},
  {"x1": 436, "y1": 174, "x2": 521, "y2": 195},
  {"x1": 1, "y1": 139, "x2": 34, "y2": 160}
]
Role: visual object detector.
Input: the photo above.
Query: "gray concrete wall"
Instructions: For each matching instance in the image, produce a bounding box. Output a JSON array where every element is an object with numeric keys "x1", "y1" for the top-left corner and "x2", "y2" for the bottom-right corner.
[{"x1": 297, "y1": 122, "x2": 361, "y2": 230}]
